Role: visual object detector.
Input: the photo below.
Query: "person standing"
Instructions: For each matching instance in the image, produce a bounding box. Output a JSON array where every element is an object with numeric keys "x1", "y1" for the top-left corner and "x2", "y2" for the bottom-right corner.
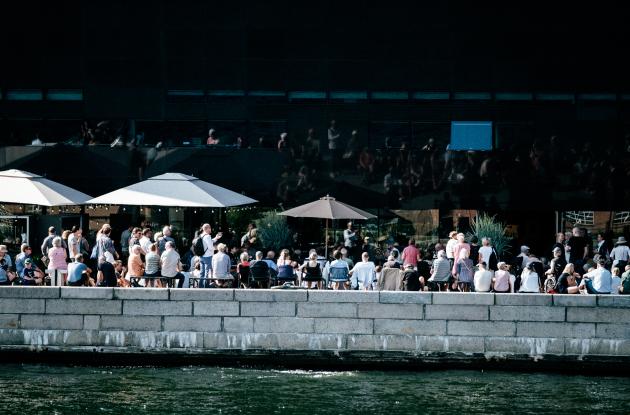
[
  {"x1": 158, "y1": 226, "x2": 176, "y2": 254},
  {"x1": 160, "y1": 241, "x2": 185, "y2": 288},
  {"x1": 445, "y1": 231, "x2": 458, "y2": 267},
  {"x1": 120, "y1": 225, "x2": 133, "y2": 263},
  {"x1": 328, "y1": 120, "x2": 341, "y2": 178},
  {"x1": 610, "y1": 236, "x2": 630, "y2": 270},
  {"x1": 343, "y1": 222, "x2": 357, "y2": 259},
  {"x1": 401, "y1": 238, "x2": 420, "y2": 269},
  {"x1": 68, "y1": 227, "x2": 83, "y2": 261},
  {"x1": 199, "y1": 223, "x2": 222, "y2": 288},
  {"x1": 567, "y1": 227, "x2": 588, "y2": 275},
  {"x1": 41, "y1": 226, "x2": 64, "y2": 266}
]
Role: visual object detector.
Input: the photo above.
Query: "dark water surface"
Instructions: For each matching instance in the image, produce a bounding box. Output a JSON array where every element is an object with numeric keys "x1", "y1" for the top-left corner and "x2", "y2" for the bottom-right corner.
[{"x1": 1, "y1": 364, "x2": 629, "y2": 414}]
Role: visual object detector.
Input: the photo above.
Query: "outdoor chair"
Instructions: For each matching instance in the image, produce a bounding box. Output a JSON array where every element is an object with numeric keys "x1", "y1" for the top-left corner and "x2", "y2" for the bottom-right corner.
[
  {"x1": 237, "y1": 265, "x2": 250, "y2": 289},
  {"x1": 249, "y1": 261, "x2": 271, "y2": 288},
  {"x1": 272, "y1": 264, "x2": 297, "y2": 286},
  {"x1": 300, "y1": 265, "x2": 325, "y2": 289},
  {"x1": 45, "y1": 269, "x2": 68, "y2": 286}
]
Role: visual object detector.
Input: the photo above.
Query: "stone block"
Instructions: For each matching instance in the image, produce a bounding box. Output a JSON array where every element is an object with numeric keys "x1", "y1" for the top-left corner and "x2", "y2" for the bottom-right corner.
[
  {"x1": 516, "y1": 322, "x2": 596, "y2": 338},
  {"x1": 203, "y1": 332, "x2": 230, "y2": 349},
  {"x1": 46, "y1": 299, "x2": 121, "y2": 315},
  {"x1": 223, "y1": 317, "x2": 254, "y2": 332},
  {"x1": 490, "y1": 306, "x2": 565, "y2": 322},
  {"x1": 494, "y1": 294, "x2": 552, "y2": 306},
  {"x1": 61, "y1": 287, "x2": 113, "y2": 299},
  {"x1": 373, "y1": 319, "x2": 446, "y2": 335},
  {"x1": 0, "y1": 329, "x2": 28, "y2": 344},
  {"x1": 235, "y1": 289, "x2": 307, "y2": 302},
  {"x1": 98, "y1": 331, "x2": 132, "y2": 347},
  {"x1": 379, "y1": 292, "x2": 432, "y2": 304},
  {"x1": 83, "y1": 315, "x2": 100, "y2": 330},
  {"x1": 425, "y1": 305, "x2": 488, "y2": 320},
  {"x1": 307, "y1": 290, "x2": 379, "y2": 303},
  {"x1": 432, "y1": 292, "x2": 495, "y2": 305},
  {"x1": 566, "y1": 307, "x2": 630, "y2": 324},
  {"x1": 240, "y1": 302, "x2": 295, "y2": 317},
  {"x1": 565, "y1": 338, "x2": 630, "y2": 356},
  {"x1": 448, "y1": 321, "x2": 516, "y2": 337},
  {"x1": 123, "y1": 300, "x2": 190, "y2": 316},
  {"x1": 595, "y1": 324, "x2": 630, "y2": 338},
  {"x1": 347, "y1": 334, "x2": 416, "y2": 351},
  {"x1": 113, "y1": 288, "x2": 169, "y2": 300},
  {"x1": 0, "y1": 314, "x2": 19, "y2": 329},
  {"x1": 0, "y1": 286, "x2": 59, "y2": 298},
  {"x1": 20, "y1": 314, "x2": 83, "y2": 330},
  {"x1": 553, "y1": 295, "x2": 596, "y2": 307},
  {"x1": 596, "y1": 295, "x2": 630, "y2": 308},
  {"x1": 297, "y1": 303, "x2": 357, "y2": 318},
  {"x1": 193, "y1": 301, "x2": 239, "y2": 316},
  {"x1": 485, "y1": 337, "x2": 565, "y2": 355},
  {"x1": 163, "y1": 317, "x2": 221, "y2": 332},
  {"x1": 358, "y1": 303, "x2": 423, "y2": 319},
  {"x1": 253, "y1": 317, "x2": 315, "y2": 333},
  {"x1": 0, "y1": 299, "x2": 45, "y2": 314},
  {"x1": 170, "y1": 289, "x2": 234, "y2": 301},
  {"x1": 415, "y1": 335, "x2": 485, "y2": 353},
  {"x1": 314, "y1": 318, "x2": 373, "y2": 334},
  {"x1": 100, "y1": 316, "x2": 162, "y2": 331}
]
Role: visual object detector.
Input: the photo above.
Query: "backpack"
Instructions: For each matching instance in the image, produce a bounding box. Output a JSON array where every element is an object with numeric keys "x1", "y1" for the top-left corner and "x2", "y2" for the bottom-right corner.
[
  {"x1": 193, "y1": 235, "x2": 206, "y2": 257},
  {"x1": 488, "y1": 249, "x2": 498, "y2": 271}
]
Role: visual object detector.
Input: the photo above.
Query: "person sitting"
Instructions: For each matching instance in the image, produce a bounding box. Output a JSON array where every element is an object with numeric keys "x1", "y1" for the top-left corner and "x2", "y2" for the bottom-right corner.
[
  {"x1": 144, "y1": 243, "x2": 161, "y2": 288},
  {"x1": 324, "y1": 250, "x2": 350, "y2": 290},
  {"x1": 113, "y1": 260, "x2": 130, "y2": 288},
  {"x1": 383, "y1": 255, "x2": 401, "y2": 269},
  {"x1": 493, "y1": 262, "x2": 513, "y2": 293},
  {"x1": 160, "y1": 241, "x2": 185, "y2": 288},
  {"x1": 236, "y1": 252, "x2": 250, "y2": 288},
  {"x1": 210, "y1": 243, "x2": 232, "y2": 288},
  {"x1": 349, "y1": 252, "x2": 376, "y2": 290},
  {"x1": 97, "y1": 255, "x2": 118, "y2": 287},
  {"x1": 519, "y1": 262, "x2": 540, "y2": 293},
  {"x1": 20, "y1": 258, "x2": 42, "y2": 286},
  {"x1": 249, "y1": 251, "x2": 271, "y2": 288},
  {"x1": 300, "y1": 252, "x2": 323, "y2": 289},
  {"x1": 579, "y1": 257, "x2": 612, "y2": 294},
  {"x1": 276, "y1": 250, "x2": 296, "y2": 285},
  {"x1": 473, "y1": 261, "x2": 493, "y2": 292},
  {"x1": 67, "y1": 254, "x2": 94, "y2": 287},
  {"x1": 127, "y1": 245, "x2": 145, "y2": 286},
  {"x1": 553, "y1": 263, "x2": 581, "y2": 294},
  {"x1": 427, "y1": 250, "x2": 451, "y2": 291},
  {"x1": 402, "y1": 263, "x2": 422, "y2": 291},
  {"x1": 619, "y1": 265, "x2": 630, "y2": 295}
]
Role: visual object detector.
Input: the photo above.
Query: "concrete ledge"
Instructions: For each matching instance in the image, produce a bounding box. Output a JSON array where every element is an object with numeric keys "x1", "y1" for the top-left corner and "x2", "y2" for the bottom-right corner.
[
  {"x1": 123, "y1": 300, "x2": 190, "y2": 316},
  {"x1": 448, "y1": 321, "x2": 516, "y2": 337},
  {"x1": 46, "y1": 299, "x2": 121, "y2": 315},
  {"x1": 485, "y1": 337, "x2": 565, "y2": 355},
  {"x1": 297, "y1": 303, "x2": 357, "y2": 318},
  {"x1": 425, "y1": 305, "x2": 488, "y2": 320},
  {"x1": 490, "y1": 306, "x2": 565, "y2": 322},
  {"x1": 517, "y1": 322, "x2": 596, "y2": 338},
  {"x1": 101, "y1": 316, "x2": 162, "y2": 331},
  {"x1": 61, "y1": 287, "x2": 113, "y2": 299},
  {"x1": 235, "y1": 290, "x2": 307, "y2": 302},
  {"x1": 307, "y1": 291, "x2": 379, "y2": 303},
  {"x1": 114, "y1": 288, "x2": 169, "y2": 300},
  {"x1": 358, "y1": 303, "x2": 423, "y2": 319},
  {"x1": 21, "y1": 314, "x2": 83, "y2": 330},
  {"x1": 373, "y1": 319, "x2": 446, "y2": 335},
  {"x1": 432, "y1": 292, "x2": 494, "y2": 305},
  {"x1": 379, "y1": 292, "x2": 432, "y2": 304},
  {"x1": 0, "y1": 287, "x2": 60, "y2": 299},
  {"x1": 0, "y1": 299, "x2": 45, "y2": 314},
  {"x1": 495, "y1": 294, "x2": 552, "y2": 306},
  {"x1": 253, "y1": 317, "x2": 315, "y2": 333},
  {"x1": 553, "y1": 295, "x2": 597, "y2": 307},
  {"x1": 597, "y1": 295, "x2": 630, "y2": 308},
  {"x1": 163, "y1": 317, "x2": 221, "y2": 332},
  {"x1": 170, "y1": 289, "x2": 234, "y2": 301},
  {"x1": 193, "y1": 301, "x2": 239, "y2": 316},
  {"x1": 240, "y1": 302, "x2": 295, "y2": 317},
  {"x1": 203, "y1": 332, "x2": 345, "y2": 350}
]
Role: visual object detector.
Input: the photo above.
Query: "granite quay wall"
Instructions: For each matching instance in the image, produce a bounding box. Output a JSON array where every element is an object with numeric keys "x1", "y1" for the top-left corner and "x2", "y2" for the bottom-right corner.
[{"x1": 1, "y1": 287, "x2": 629, "y2": 372}]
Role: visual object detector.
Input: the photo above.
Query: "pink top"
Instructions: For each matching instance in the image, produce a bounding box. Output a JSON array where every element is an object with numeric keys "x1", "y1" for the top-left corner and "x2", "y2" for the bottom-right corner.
[
  {"x1": 402, "y1": 245, "x2": 419, "y2": 267},
  {"x1": 452, "y1": 242, "x2": 471, "y2": 275},
  {"x1": 48, "y1": 247, "x2": 68, "y2": 270},
  {"x1": 494, "y1": 270, "x2": 511, "y2": 292}
]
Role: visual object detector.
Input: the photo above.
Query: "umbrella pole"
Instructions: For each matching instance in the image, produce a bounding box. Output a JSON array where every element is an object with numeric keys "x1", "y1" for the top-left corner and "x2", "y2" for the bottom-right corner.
[{"x1": 325, "y1": 218, "x2": 329, "y2": 259}]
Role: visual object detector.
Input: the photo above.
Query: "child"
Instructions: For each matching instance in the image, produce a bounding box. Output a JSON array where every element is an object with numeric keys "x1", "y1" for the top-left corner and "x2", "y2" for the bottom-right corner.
[
  {"x1": 20, "y1": 258, "x2": 42, "y2": 286},
  {"x1": 611, "y1": 267, "x2": 622, "y2": 294}
]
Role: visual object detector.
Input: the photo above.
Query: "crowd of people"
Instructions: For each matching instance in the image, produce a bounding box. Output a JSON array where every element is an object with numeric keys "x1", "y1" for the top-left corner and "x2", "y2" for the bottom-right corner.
[{"x1": 0, "y1": 219, "x2": 629, "y2": 296}]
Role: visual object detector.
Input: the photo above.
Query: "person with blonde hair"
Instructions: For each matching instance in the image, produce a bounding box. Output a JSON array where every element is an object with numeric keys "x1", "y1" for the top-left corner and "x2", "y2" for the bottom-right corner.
[
  {"x1": 48, "y1": 236, "x2": 68, "y2": 273},
  {"x1": 493, "y1": 262, "x2": 512, "y2": 293},
  {"x1": 211, "y1": 243, "x2": 232, "y2": 287},
  {"x1": 451, "y1": 233, "x2": 471, "y2": 276},
  {"x1": 553, "y1": 263, "x2": 580, "y2": 294},
  {"x1": 454, "y1": 247, "x2": 474, "y2": 292}
]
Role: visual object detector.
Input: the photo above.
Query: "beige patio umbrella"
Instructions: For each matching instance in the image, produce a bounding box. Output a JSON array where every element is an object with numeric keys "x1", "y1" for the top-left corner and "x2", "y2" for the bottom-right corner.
[{"x1": 277, "y1": 195, "x2": 376, "y2": 258}]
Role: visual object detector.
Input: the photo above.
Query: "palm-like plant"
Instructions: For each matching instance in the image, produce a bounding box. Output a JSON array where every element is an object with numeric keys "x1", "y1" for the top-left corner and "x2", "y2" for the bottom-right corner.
[
  {"x1": 466, "y1": 213, "x2": 511, "y2": 258},
  {"x1": 255, "y1": 211, "x2": 293, "y2": 252}
]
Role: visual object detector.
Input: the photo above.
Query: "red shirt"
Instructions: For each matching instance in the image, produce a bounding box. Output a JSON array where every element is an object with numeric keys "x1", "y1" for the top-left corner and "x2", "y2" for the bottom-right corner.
[{"x1": 402, "y1": 245, "x2": 419, "y2": 266}]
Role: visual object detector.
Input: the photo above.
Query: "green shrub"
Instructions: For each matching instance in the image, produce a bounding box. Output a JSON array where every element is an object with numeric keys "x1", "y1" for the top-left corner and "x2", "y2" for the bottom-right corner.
[
  {"x1": 255, "y1": 211, "x2": 293, "y2": 252},
  {"x1": 466, "y1": 213, "x2": 511, "y2": 259}
]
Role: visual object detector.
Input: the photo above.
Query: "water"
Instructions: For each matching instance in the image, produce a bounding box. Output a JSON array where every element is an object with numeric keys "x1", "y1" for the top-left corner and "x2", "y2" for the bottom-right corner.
[{"x1": 1, "y1": 365, "x2": 629, "y2": 414}]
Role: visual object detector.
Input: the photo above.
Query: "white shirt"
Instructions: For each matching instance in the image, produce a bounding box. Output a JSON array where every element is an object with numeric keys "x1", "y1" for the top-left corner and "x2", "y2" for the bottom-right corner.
[
  {"x1": 68, "y1": 233, "x2": 80, "y2": 259},
  {"x1": 350, "y1": 261, "x2": 376, "y2": 289},
  {"x1": 474, "y1": 269, "x2": 494, "y2": 292},
  {"x1": 611, "y1": 276, "x2": 621, "y2": 294},
  {"x1": 140, "y1": 236, "x2": 153, "y2": 254},
  {"x1": 591, "y1": 267, "x2": 612, "y2": 293},
  {"x1": 445, "y1": 239, "x2": 457, "y2": 259},
  {"x1": 610, "y1": 245, "x2": 630, "y2": 263},
  {"x1": 202, "y1": 234, "x2": 218, "y2": 258},
  {"x1": 160, "y1": 249, "x2": 180, "y2": 277},
  {"x1": 478, "y1": 246, "x2": 493, "y2": 265},
  {"x1": 519, "y1": 271, "x2": 540, "y2": 293}
]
